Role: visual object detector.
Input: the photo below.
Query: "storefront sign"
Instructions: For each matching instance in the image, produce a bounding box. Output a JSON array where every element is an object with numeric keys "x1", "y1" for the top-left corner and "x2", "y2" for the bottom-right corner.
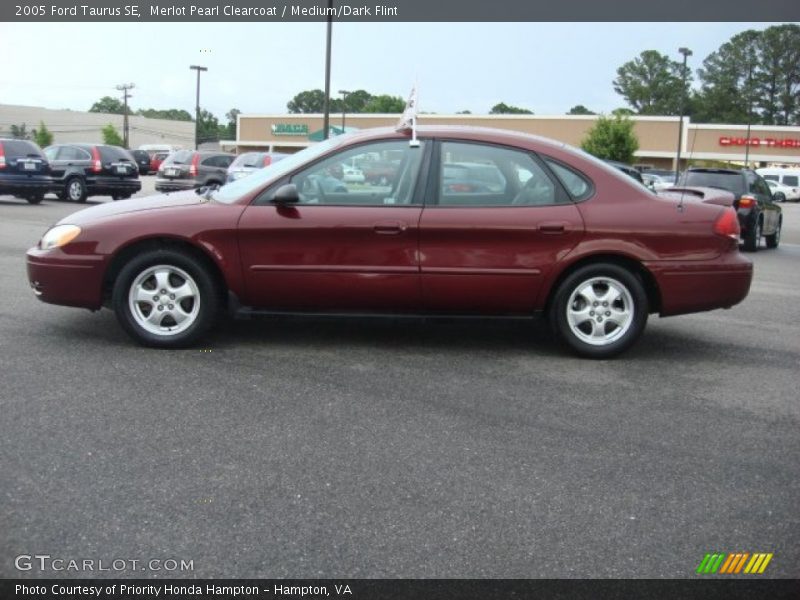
[
  {"x1": 272, "y1": 123, "x2": 309, "y2": 136},
  {"x1": 719, "y1": 136, "x2": 800, "y2": 148}
]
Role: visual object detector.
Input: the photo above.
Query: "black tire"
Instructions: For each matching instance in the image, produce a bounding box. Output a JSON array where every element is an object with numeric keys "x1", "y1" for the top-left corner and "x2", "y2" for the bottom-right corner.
[
  {"x1": 742, "y1": 218, "x2": 761, "y2": 252},
  {"x1": 112, "y1": 194, "x2": 132, "y2": 201},
  {"x1": 765, "y1": 218, "x2": 781, "y2": 249},
  {"x1": 65, "y1": 177, "x2": 87, "y2": 203},
  {"x1": 549, "y1": 263, "x2": 649, "y2": 359},
  {"x1": 26, "y1": 193, "x2": 44, "y2": 205},
  {"x1": 112, "y1": 249, "x2": 219, "y2": 348},
  {"x1": 774, "y1": 192, "x2": 785, "y2": 203}
]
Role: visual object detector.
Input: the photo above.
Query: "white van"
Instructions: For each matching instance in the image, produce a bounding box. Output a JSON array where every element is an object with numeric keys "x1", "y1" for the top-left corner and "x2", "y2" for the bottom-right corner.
[{"x1": 756, "y1": 167, "x2": 800, "y2": 188}]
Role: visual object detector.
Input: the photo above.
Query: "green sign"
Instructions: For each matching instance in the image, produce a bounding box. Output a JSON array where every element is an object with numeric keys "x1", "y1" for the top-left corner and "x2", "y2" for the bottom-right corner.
[{"x1": 271, "y1": 123, "x2": 309, "y2": 136}]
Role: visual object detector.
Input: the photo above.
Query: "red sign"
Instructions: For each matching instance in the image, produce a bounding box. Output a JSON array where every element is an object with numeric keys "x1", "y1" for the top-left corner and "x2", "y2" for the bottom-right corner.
[{"x1": 719, "y1": 136, "x2": 800, "y2": 148}]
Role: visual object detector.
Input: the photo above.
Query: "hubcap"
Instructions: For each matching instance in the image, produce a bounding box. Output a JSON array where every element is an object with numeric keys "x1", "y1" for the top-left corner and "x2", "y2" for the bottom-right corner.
[
  {"x1": 128, "y1": 265, "x2": 200, "y2": 336},
  {"x1": 566, "y1": 277, "x2": 634, "y2": 346},
  {"x1": 68, "y1": 181, "x2": 82, "y2": 200}
]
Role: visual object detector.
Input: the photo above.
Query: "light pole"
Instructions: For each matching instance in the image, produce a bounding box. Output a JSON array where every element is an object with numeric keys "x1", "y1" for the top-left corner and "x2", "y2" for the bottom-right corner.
[
  {"x1": 189, "y1": 65, "x2": 207, "y2": 150},
  {"x1": 322, "y1": 0, "x2": 333, "y2": 140},
  {"x1": 116, "y1": 83, "x2": 134, "y2": 148},
  {"x1": 674, "y1": 47, "x2": 692, "y2": 184},
  {"x1": 338, "y1": 89, "x2": 350, "y2": 132},
  {"x1": 744, "y1": 60, "x2": 754, "y2": 167}
]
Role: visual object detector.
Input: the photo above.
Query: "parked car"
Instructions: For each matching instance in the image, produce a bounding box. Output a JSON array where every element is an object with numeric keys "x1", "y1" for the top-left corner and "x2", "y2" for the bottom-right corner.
[
  {"x1": 642, "y1": 172, "x2": 674, "y2": 191},
  {"x1": 130, "y1": 150, "x2": 153, "y2": 175},
  {"x1": 44, "y1": 143, "x2": 141, "y2": 202},
  {"x1": 0, "y1": 138, "x2": 52, "y2": 204},
  {"x1": 442, "y1": 162, "x2": 507, "y2": 193},
  {"x1": 604, "y1": 160, "x2": 645, "y2": 185},
  {"x1": 756, "y1": 167, "x2": 800, "y2": 191},
  {"x1": 155, "y1": 150, "x2": 234, "y2": 192},
  {"x1": 362, "y1": 160, "x2": 399, "y2": 185},
  {"x1": 149, "y1": 151, "x2": 169, "y2": 173},
  {"x1": 226, "y1": 152, "x2": 288, "y2": 183},
  {"x1": 27, "y1": 126, "x2": 752, "y2": 358},
  {"x1": 342, "y1": 165, "x2": 366, "y2": 184},
  {"x1": 677, "y1": 167, "x2": 782, "y2": 252},
  {"x1": 765, "y1": 179, "x2": 800, "y2": 202}
]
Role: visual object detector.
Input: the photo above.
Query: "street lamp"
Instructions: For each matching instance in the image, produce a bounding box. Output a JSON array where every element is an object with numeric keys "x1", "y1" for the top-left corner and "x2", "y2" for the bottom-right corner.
[
  {"x1": 674, "y1": 47, "x2": 692, "y2": 184},
  {"x1": 189, "y1": 65, "x2": 208, "y2": 150},
  {"x1": 339, "y1": 89, "x2": 350, "y2": 132},
  {"x1": 322, "y1": 0, "x2": 333, "y2": 140},
  {"x1": 744, "y1": 60, "x2": 754, "y2": 167}
]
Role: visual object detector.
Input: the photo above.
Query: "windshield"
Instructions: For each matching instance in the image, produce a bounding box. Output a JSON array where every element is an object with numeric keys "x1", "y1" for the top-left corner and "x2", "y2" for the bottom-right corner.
[{"x1": 213, "y1": 136, "x2": 345, "y2": 204}]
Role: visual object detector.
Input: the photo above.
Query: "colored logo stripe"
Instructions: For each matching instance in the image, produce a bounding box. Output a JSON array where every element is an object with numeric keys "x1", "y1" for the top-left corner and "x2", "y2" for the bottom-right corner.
[{"x1": 697, "y1": 552, "x2": 773, "y2": 574}]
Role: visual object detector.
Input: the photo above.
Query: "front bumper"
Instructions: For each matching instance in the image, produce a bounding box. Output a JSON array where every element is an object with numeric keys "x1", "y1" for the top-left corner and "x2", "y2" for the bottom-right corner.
[
  {"x1": 26, "y1": 247, "x2": 106, "y2": 310},
  {"x1": 646, "y1": 252, "x2": 753, "y2": 317}
]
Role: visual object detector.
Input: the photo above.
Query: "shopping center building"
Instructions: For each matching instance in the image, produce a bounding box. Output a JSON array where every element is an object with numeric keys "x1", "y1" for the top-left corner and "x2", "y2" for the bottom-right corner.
[{"x1": 226, "y1": 113, "x2": 800, "y2": 169}]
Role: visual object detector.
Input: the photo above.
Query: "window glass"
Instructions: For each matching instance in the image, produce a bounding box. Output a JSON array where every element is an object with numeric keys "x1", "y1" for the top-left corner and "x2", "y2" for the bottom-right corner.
[
  {"x1": 438, "y1": 142, "x2": 563, "y2": 206},
  {"x1": 290, "y1": 140, "x2": 425, "y2": 206},
  {"x1": 57, "y1": 146, "x2": 90, "y2": 161},
  {"x1": 762, "y1": 174, "x2": 778, "y2": 182},
  {"x1": 782, "y1": 175, "x2": 798, "y2": 187},
  {"x1": 44, "y1": 146, "x2": 58, "y2": 160},
  {"x1": 544, "y1": 158, "x2": 592, "y2": 200},
  {"x1": 163, "y1": 150, "x2": 194, "y2": 165}
]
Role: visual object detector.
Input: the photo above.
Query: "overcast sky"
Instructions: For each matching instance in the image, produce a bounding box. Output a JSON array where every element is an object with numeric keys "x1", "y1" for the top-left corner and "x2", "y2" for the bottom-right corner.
[{"x1": 0, "y1": 22, "x2": 791, "y2": 119}]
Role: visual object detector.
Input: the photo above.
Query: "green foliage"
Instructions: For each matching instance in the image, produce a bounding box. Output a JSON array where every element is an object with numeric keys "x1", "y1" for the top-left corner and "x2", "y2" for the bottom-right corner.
[
  {"x1": 580, "y1": 114, "x2": 639, "y2": 163},
  {"x1": 613, "y1": 50, "x2": 688, "y2": 115},
  {"x1": 33, "y1": 121, "x2": 53, "y2": 147},
  {"x1": 197, "y1": 109, "x2": 221, "y2": 144},
  {"x1": 9, "y1": 124, "x2": 29, "y2": 139},
  {"x1": 287, "y1": 89, "x2": 407, "y2": 114},
  {"x1": 287, "y1": 89, "x2": 328, "y2": 113},
  {"x1": 489, "y1": 102, "x2": 533, "y2": 114},
  {"x1": 363, "y1": 95, "x2": 406, "y2": 113},
  {"x1": 567, "y1": 105, "x2": 596, "y2": 115},
  {"x1": 90, "y1": 96, "x2": 126, "y2": 114},
  {"x1": 101, "y1": 123, "x2": 124, "y2": 146},
  {"x1": 456, "y1": 110, "x2": 472, "y2": 114},
  {"x1": 223, "y1": 108, "x2": 241, "y2": 139},
  {"x1": 136, "y1": 108, "x2": 193, "y2": 121}
]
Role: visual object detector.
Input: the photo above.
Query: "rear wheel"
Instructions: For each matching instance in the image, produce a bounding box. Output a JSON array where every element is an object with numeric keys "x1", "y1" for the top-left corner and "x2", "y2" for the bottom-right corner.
[
  {"x1": 112, "y1": 194, "x2": 132, "y2": 201},
  {"x1": 112, "y1": 249, "x2": 219, "y2": 348},
  {"x1": 549, "y1": 263, "x2": 649, "y2": 359},
  {"x1": 26, "y1": 193, "x2": 44, "y2": 204},
  {"x1": 774, "y1": 192, "x2": 785, "y2": 202},
  {"x1": 743, "y1": 218, "x2": 761, "y2": 252},
  {"x1": 765, "y1": 219, "x2": 781, "y2": 249},
  {"x1": 65, "y1": 177, "x2": 87, "y2": 203}
]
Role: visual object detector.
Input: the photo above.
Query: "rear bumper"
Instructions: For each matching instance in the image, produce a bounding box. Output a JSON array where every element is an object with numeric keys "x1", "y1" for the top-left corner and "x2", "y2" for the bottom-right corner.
[
  {"x1": 646, "y1": 253, "x2": 753, "y2": 317},
  {"x1": 0, "y1": 174, "x2": 52, "y2": 194},
  {"x1": 88, "y1": 177, "x2": 141, "y2": 195},
  {"x1": 26, "y1": 247, "x2": 106, "y2": 310},
  {"x1": 155, "y1": 178, "x2": 197, "y2": 192}
]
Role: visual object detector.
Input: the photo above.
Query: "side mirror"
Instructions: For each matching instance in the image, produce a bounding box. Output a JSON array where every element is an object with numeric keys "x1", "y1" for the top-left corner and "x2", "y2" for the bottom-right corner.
[{"x1": 271, "y1": 183, "x2": 300, "y2": 204}]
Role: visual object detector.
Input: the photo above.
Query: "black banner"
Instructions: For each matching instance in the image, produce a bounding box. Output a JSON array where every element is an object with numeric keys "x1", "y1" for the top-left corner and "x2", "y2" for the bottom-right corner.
[
  {"x1": 3, "y1": 0, "x2": 799, "y2": 22},
  {"x1": 3, "y1": 579, "x2": 800, "y2": 600}
]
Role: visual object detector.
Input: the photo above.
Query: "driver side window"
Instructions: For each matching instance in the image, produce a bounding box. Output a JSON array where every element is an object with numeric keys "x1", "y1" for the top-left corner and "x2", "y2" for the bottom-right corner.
[{"x1": 289, "y1": 140, "x2": 425, "y2": 206}]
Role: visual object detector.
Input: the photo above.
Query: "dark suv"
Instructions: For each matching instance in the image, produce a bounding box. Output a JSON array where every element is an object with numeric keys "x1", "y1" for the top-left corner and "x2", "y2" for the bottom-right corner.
[
  {"x1": 0, "y1": 139, "x2": 52, "y2": 204},
  {"x1": 44, "y1": 144, "x2": 142, "y2": 202},
  {"x1": 155, "y1": 150, "x2": 234, "y2": 192},
  {"x1": 677, "y1": 167, "x2": 782, "y2": 252},
  {"x1": 130, "y1": 150, "x2": 153, "y2": 175}
]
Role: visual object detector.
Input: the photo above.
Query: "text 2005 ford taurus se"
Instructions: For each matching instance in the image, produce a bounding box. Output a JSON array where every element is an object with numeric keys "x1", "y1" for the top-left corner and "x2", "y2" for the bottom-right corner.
[{"x1": 26, "y1": 127, "x2": 752, "y2": 358}]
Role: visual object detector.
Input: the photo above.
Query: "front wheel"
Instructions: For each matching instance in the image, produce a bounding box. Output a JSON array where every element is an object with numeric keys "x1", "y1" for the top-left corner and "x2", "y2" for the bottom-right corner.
[
  {"x1": 765, "y1": 219, "x2": 781, "y2": 249},
  {"x1": 549, "y1": 263, "x2": 649, "y2": 359},
  {"x1": 774, "y1": 192, "x2": 785, "y2": 203},
  {"x1": 112, "y1": 249, "x2": 219, "y2": 347}
]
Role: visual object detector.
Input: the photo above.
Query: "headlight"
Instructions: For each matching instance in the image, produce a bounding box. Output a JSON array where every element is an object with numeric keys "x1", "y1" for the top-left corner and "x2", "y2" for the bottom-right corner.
[{"x1": 40, "y1": 225, "x2": 81, "y2": 250}]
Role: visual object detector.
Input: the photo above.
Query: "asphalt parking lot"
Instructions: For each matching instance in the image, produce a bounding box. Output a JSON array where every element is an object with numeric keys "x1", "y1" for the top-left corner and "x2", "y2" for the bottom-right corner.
[{"x1": 1, "y1": 184, "x2": 799, "y2": 578}]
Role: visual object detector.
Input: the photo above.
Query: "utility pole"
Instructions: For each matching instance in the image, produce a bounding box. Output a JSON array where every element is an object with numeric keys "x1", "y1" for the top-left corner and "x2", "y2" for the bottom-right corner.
[
  {"x1": 189, "y1": 65, "x2": 208, "y2": 150},
  {"x1": 116, "y1": 83, "x2": 135, "y2": 148},
  {"x1": 674, "y1": 48, "x2": 691, "y2": 184}
]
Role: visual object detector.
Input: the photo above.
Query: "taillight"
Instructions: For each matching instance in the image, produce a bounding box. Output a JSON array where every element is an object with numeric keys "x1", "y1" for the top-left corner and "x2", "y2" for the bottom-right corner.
[
  {"x1": 714, "y1": 208, "x2": 740, "y2": 240},
  {"x1": 91, "y1": 146, "x2": 102, "y2": 173},
  {"x1": 0, "y1": 142, "x2": 5, "y2": 169},
  {"x1": 189, "y1": 153, "x2": 200, "y2": 176},
  {"x1": 263, "y1": 155, "x2": 272, "y2": 167},
  {"x1": 738, "y1": 195, "x2": 756, "y2": 208}
]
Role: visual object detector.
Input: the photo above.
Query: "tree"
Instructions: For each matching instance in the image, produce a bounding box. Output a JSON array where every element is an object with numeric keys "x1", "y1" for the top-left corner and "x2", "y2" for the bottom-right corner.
[
  {"x1": 363, "y1": 95, "x2": 405, "y2": 113},
  {"x1": 341, "y1": 89, "x2": 372, "y2": 113},
  {"x1": 136, "y1": 108, "x2": 193, "y2": 121},
  {"x1": 90, "y1": 96, "x2": 126, "y2": 114},
  {"x1": 613, "y1": 50, "x2": 688, "y2": 115},
  {"x1": 456, "y1": 110, "x2": 472, "y2": 114},
  {"x1": 33, "y1": 121, "x2": 53, "y2": 147},
  {"x1": 101, "y1": 123, "x2": 124, "y2": 146},
  {"x1": 9, "y1": 124, "x2": 29, "y2": 139},
  {"x1": 287, "y1": 89, "x2": 327, "y2": 113},
  {"x1": 567, "y1": 105, "x2": 596, "y2": 115},
  {"x1": 580, "y1": 114, "x2": 639, "y2": 163},
  {"x1": 222, "y1": 108, "x2": 241, "y2": 139},
  {"x1": 197, "y1": 109, "x2": 221, "y2": 144},
  {"x1": 489, "y1": 102, "x2": 533, "y2": 114}
]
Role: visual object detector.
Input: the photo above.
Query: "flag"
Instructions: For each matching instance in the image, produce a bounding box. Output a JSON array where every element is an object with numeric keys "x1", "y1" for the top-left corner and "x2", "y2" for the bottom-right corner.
[{"x1": 396, "y1": 85, "x2": 417, "y2": 132}]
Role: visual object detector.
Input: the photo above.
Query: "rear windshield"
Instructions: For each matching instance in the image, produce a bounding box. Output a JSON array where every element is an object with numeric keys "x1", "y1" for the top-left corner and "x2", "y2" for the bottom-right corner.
[
  {"x1": 1, "y1": 139, "x2": 44, "y2": 159},
  {"x1": 163, "y1": 150, "x2": 195, "y2": 165},
  {"x1": 231, "y1": 152, "x2": 264, "y2": 168},
  {"x1": 783, "y1": 175, "x2": 798, "y2": 187},
  {"x1": 99, "y1": 146, "x2": 134, "y2": 161},
  {"x1": 680, "y1": 171, "x2": 745, "y2": 194}
]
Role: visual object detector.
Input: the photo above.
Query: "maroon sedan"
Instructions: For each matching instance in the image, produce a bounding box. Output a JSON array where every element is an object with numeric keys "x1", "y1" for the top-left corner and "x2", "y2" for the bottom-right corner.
[{"x1": 26, "y1": 126, "x2": 752, "y2": 358}]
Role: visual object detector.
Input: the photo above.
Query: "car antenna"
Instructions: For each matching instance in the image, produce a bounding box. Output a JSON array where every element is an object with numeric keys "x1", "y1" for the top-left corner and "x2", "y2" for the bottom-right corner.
[
  {"x1": 676, "y1": 120, "x2": 698, "y2": 213},
  {"x1": 395, "y1": 82, "x2": 420, "y2": 147}
]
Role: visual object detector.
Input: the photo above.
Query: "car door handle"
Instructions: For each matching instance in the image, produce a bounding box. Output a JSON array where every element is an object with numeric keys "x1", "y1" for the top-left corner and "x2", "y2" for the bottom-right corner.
[
  {"x1": 373, "y1": 221, "x2": 407, "y2": 235},
  {"x1": 538, "y1": 222, "x2": 567, "y2": 234}
]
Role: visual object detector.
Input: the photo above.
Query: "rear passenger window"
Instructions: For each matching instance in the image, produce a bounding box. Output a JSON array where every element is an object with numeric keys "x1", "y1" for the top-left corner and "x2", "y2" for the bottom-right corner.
[
  {"x1": 438, "y1": 142, "x2": 567, "y2": 206},
  {"x1": 544, "y1": 158, "x2": 593, "y2": 201},
  {"x1": 783, "y1": 176, "x2": 798, "y2": 187}
]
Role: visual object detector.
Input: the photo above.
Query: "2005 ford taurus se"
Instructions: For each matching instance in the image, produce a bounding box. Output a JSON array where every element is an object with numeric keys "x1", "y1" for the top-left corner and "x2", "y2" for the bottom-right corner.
[{"x1": 27, "y1": 126, "x2": 752, "y2": 358}]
